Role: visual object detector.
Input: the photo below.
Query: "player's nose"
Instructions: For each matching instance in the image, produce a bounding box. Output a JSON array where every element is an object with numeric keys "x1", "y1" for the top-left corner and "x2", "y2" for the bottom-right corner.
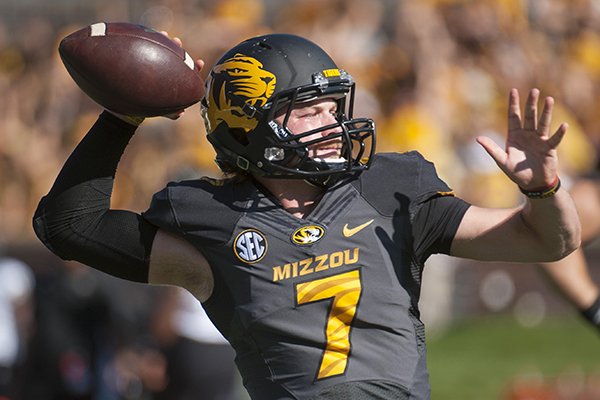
[{"x1": 320, "y1": 114, "x2": 342, "y2": 137}]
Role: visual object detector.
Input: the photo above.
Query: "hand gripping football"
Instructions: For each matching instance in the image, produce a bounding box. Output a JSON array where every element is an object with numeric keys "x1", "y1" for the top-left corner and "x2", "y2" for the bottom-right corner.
[{"x1": 59, "y1": 22, "x2": 204, "y2": 117}]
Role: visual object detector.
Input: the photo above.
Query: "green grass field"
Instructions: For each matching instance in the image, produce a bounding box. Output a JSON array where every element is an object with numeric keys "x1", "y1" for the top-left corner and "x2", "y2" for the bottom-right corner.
[{"x1": 426, "y1": 315, "x2": 600, "y2": 399}]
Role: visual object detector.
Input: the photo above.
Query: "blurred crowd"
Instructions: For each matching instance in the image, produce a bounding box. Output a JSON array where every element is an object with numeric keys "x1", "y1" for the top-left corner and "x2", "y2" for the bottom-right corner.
[
  {"x1": 3, "y1": 0, "x2": 600, "y2": 243},
  {"x1": 3, "y1": 0, "x2": 600, "y2": 398},
  {"x1": 0, "y1": 254, "x2": 241, "y2": 400}
]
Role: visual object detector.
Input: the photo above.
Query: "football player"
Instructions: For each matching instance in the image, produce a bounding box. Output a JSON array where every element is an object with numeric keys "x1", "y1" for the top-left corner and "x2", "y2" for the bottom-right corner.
[{"x1": 33, "y1": 33, "x2": 580, "y2": 399}]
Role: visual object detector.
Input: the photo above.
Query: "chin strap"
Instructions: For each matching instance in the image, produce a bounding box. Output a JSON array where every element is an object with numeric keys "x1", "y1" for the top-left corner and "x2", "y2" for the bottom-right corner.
[
  {"x1": 305, "y1": 171, "x2": 356, "y2": 188},
  {"x1": 304, "y1": 176, "x2": 330, "y2": 188}
]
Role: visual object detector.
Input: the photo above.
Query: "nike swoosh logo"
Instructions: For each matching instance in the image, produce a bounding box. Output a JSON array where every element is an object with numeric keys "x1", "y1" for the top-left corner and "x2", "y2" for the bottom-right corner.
[{"x1": 343, "y1": 219, "x2": 374, "y2": 237}]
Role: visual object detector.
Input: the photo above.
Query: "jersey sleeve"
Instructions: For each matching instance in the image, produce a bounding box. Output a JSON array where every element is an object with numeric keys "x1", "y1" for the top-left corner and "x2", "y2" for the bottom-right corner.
[
  {"x1": 410, "y1": 153, "x2": 470, "y2": 262},
  {"x1": 142, "y1": 185, "x2": 181, "y2": 234},
  {"x1": 354, "y1": 151, "x2": 470, "y2": 264},
  {"x1": 407, "y1": 152, "x2": 470, "y2": 262},
  {"x1": 142, "y1": 178, "x2": 246, "y2": 247},
  {"x1": 412, "y1": 195, "x2": 470, "y2": 262}
]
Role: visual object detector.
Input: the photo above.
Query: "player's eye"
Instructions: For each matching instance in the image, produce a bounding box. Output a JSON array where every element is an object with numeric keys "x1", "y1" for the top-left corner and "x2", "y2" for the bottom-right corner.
[{"x1": 293, "y1": 107, "x2": 316, "y2": 119}]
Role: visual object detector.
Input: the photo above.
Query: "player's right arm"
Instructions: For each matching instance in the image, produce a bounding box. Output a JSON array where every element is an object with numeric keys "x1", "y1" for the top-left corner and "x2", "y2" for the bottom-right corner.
[{"x1": 32, "y1": 111, "x2": 213, "y2": 300}]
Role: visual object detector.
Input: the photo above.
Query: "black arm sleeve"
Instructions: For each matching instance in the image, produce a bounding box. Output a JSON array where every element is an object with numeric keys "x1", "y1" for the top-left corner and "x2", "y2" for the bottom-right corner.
[{"x1": 32, "y1": 111, "x2": 156, "y2": 282}]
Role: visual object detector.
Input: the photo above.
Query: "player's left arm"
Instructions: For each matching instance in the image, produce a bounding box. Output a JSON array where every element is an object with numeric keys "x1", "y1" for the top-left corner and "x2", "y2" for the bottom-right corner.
[{"x1": 450, "y1": 88, "x2": 580, "y2": 262}]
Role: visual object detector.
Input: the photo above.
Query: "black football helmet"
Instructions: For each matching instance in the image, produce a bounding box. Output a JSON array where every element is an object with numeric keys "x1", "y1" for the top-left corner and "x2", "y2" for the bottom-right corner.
[{"x1": 201, "y1": 33, "x2": 375, "y2": 186}]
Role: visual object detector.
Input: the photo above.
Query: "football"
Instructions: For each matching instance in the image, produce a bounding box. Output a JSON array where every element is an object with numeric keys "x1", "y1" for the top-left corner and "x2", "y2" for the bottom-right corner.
[{"x1": 58, "y1": 22, "x2": 204, "y2": 117}]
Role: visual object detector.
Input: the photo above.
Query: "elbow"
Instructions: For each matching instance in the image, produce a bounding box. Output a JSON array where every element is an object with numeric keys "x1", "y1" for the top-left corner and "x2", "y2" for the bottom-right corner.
[
  {"x1": 32, "y1": 181, "x2": 111, "y2": 260},
  {"x1": 562, "y1": 233, "x2": 582, "y2": 259},
  {"x1": 32, "y1": 195, "x2": 88, "y2": 261},
  {"x1": 564, "y1": 219, "x2": 583, "y2": 257},
  {"x1": 545, "y1": 229, "x2": 582, "y2": 262},
  {"x1": 549, "y1": 242, "x2": 580, "y2": 262},
  {"x1": 32, "y1": 196, "x2": 69, "y2": 259}
]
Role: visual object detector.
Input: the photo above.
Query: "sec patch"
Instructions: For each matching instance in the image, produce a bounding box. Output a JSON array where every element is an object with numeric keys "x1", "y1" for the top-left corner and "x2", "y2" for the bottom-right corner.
[{"x1": 234, "y1": 229, "x2": 268, "y2": 263}]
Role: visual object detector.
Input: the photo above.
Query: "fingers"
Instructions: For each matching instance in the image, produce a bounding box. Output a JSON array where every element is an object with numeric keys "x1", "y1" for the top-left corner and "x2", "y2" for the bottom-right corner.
[
  {"x1": 476, "y1": 135, "x2": 507, "y2": 167},
  {"x1": 195, "y1": 59, "x2": 205, "y2": 72},
  {"x1": 523, "y1": 88, "x2": 539, "y2": 132},
  {"x1": 510, "y1": 88, "x2": 540, "y2": 132},
  {"x1": 160, "y1": 30, "x2": 206, "y2": 73},
  {"x1": 509, "y1": 88, "x2": 559, "y2": 137},
  {"x1": 508, "y1": 88, "x2": 522, "y2": 133},
  {"x1": 547, "y1": 122, "x2": 568, "y2": 149},
  {"x1": 537, "y1": 96, "x2": 554, "y2": 137},
  {"x1": 160, "y1": 30, "x2": 183, "y2": 47}
]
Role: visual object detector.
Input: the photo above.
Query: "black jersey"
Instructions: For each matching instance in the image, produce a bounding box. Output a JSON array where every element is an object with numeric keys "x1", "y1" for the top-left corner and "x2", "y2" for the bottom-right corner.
[{"x1": 143, "y1": 152, "x2": 470, "y2": 400}]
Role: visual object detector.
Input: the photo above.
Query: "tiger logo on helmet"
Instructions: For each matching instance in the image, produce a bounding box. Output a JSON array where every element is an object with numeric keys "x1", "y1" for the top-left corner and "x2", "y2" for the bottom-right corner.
[{"x1": 204, "y1": 53, "x2": 276, "y2": 133}]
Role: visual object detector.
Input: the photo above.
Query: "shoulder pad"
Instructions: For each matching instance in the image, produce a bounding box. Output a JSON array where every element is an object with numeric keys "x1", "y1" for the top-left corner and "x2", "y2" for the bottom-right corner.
[
  {"x1": 352, "y1": 152, "x2": 454, "y2": 216},
  {"x1": 143, "y1": 177, "x2": 251, "y2": 246}
]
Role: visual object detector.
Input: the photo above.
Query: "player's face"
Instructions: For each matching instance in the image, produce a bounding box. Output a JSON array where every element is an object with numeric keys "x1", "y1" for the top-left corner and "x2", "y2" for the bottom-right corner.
[{"x1": 274, "y1": 98, "x2": 342, "y2": 160}]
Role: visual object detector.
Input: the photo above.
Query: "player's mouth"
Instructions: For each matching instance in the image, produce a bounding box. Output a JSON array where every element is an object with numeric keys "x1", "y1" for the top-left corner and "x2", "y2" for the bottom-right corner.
[{"x1": 310, "y1": 144, "x2": 342, "y2": 160}]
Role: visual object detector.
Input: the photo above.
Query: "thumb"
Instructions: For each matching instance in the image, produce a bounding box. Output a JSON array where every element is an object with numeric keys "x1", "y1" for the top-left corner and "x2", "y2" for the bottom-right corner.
[{"x1": 476, "y1": 136, "x2": 507, "y2": 166}]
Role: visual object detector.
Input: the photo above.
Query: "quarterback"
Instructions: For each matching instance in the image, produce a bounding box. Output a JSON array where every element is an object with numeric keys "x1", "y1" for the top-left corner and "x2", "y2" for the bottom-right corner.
[{"x1": 33, "y1": 34, "x2": 580, "y2": 399}]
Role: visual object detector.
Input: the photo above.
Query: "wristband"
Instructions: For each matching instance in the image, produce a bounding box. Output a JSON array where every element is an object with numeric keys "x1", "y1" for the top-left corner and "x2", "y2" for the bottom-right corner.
[
  {"x1": 519, "y1": 176, "x2": 561, "y2": 199},
  {"x1": 105, "y1": 110, "x2": 145, "y2": 126},
  {"x1": 120, "y1": 115, "x2": 146, "y2": 126}
]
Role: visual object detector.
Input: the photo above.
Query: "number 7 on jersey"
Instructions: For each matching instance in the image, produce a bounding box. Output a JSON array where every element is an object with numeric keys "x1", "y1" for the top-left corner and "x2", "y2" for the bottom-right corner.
[{"x1": 296, "y1": 269, "x2": 362, "y2": 379}]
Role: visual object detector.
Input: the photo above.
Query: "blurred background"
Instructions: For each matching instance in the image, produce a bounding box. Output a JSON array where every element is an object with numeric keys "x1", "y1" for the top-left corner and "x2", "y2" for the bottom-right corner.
[{"x1": 2, "y1": 0, "x2": 600, "y2": 399}]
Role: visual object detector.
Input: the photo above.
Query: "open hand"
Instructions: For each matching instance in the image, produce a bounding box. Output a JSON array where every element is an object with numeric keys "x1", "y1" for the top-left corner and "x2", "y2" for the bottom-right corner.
[{"x1": 476, "y1": 88, "x2": 568, "y2": 190}]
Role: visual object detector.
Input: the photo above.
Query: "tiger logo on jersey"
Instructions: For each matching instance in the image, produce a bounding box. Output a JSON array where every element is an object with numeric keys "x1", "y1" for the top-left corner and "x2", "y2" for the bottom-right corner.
[
  {"x1": 234, "y1": 229, "x2": 268, "y2": 263},
  {"x1": 292, "y1": 225, "x2": 325, "y2": 245},
  {"x1": 205, "y1": 53, "x2": 276, "y2": 132}
]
